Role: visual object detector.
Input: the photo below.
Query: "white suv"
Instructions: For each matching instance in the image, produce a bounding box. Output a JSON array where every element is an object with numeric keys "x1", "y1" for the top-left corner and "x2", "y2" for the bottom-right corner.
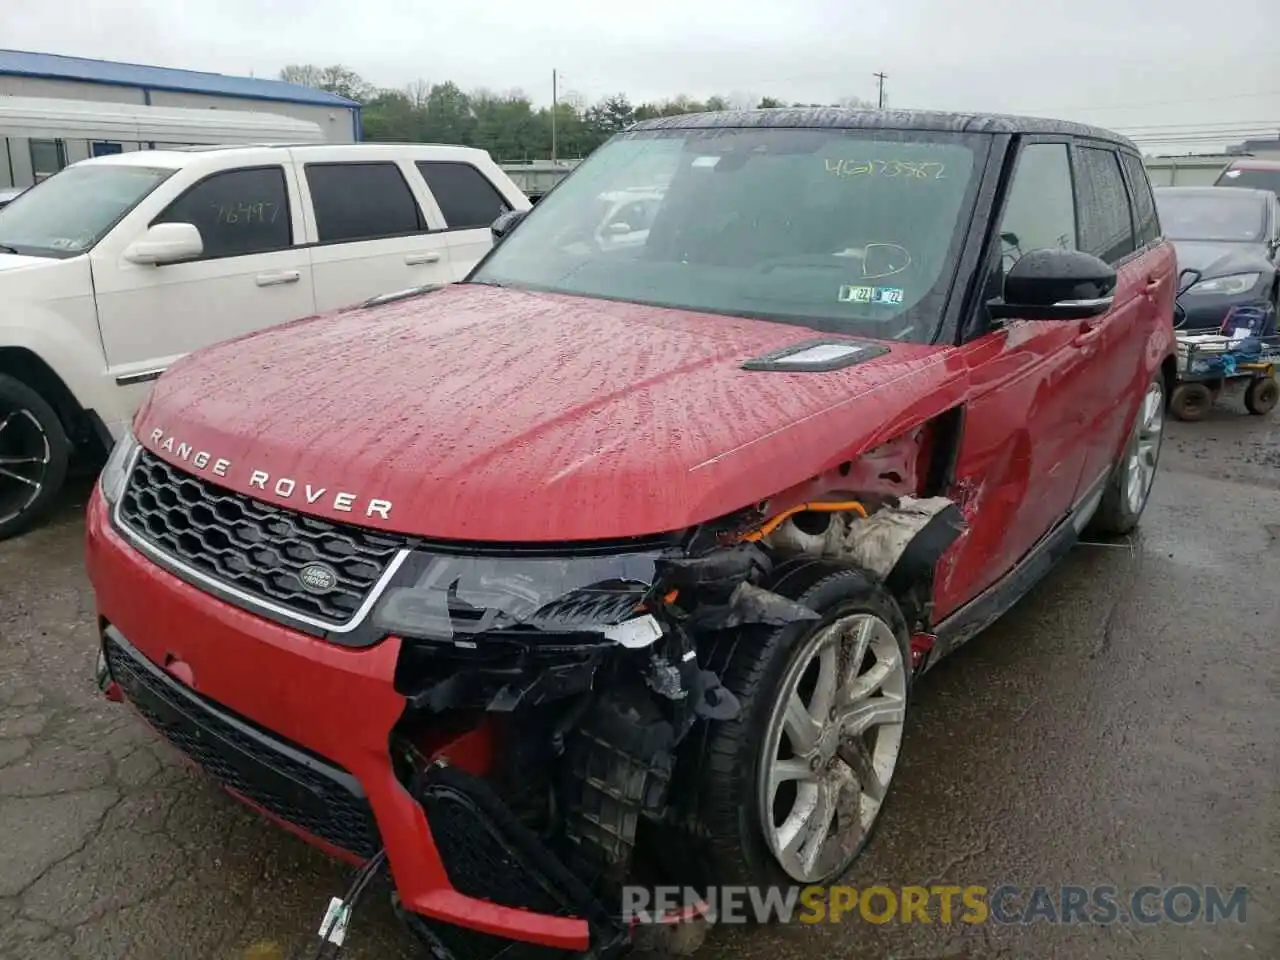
[{"x1": 0, "y1": 143, "x2": 528, "y2": 538}]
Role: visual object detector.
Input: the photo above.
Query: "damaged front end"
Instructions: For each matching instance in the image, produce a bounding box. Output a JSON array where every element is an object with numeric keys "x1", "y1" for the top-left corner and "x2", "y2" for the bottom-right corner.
[{"x1": 380, "y1": 493, "x2": 964, "y2": 958}]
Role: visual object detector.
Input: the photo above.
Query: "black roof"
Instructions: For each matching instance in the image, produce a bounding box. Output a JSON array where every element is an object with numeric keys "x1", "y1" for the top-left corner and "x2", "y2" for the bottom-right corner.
[{"x1": 629, "y1": 108, "x2": 1137, "y2": 150}]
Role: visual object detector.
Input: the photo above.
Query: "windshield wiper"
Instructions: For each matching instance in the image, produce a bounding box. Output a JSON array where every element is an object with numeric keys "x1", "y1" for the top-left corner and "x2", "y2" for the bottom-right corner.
[{"x1": 0, "y1": 244, "x2": 19, "y2": 255}]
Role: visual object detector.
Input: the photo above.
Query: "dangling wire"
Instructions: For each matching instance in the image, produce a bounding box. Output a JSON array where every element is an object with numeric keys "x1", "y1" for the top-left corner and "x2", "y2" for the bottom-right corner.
[{"x1": 308, "y1": 848, "x2": 388, "y2": 960}]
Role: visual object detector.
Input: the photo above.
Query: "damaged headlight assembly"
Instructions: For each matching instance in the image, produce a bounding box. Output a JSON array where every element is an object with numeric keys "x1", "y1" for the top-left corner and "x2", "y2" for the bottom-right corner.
[
  {"x1": 372, "y1": 549, "x2": 668, "y2": 646},
  {"x1": 372, "y1": 534, "x2": 832, "y2": 725},
  {"x1": 99, "y1": 430, "x2": 140, "y2": 507},
  {"x1": 373, "y1": 547, "x2": 699, "y2": 714}
]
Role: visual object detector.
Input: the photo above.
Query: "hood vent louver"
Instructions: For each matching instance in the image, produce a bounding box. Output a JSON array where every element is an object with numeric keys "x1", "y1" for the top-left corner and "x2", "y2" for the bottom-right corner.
[{"x1": 741, "y1": 337, "x2": 890, "y2": 372}]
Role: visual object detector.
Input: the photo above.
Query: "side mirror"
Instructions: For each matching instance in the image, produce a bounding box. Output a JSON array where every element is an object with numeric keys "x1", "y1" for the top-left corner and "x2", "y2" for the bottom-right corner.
[
  {"x1": 988, "y1": 248, "x2": 1117, "y2": 321},
  {"x1": 490, "y1": 209, "x2": 528, "y2": 243},
  {"x1": 1176, "y1": 267, "x2": 1203, "y2": 296},
  {"x1": 123, "y1": 222, "x2": 203, "y2": 265}
]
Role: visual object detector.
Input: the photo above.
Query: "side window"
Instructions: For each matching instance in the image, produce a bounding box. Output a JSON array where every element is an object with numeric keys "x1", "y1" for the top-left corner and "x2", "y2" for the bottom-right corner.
[
  {"x1": 1074, "y1": 147, "x2": 1137, "y2": 264},
  {"x1": 997, "y1": 143, "x2": 1077, "y2": 270},
  {"x1": 305, "y1": 162, "x2": 425, "y2": 243},
  {"x1": 153, "y1": 167, "x2": 292, "y2": 259},
  {"x1": 1120, "y1": 152, "x2": 1160, "y2": 246},
  {"x1": 416, "y1": 161, "x2": 511, "y2": 230}
]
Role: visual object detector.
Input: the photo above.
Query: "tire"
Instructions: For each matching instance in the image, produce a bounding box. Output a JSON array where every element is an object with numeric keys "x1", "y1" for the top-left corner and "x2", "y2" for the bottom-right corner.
[
  {"x1": 1169, "y1": 381, "x2": 1212, "y2": 422},
  {"x1": 0, "y1": 374, "x2": 71, "y2": 541},
  {"x1": 685, "y1": 564, "x2": 911, "y2": 891},
  {"x1": 1244, "y1": 376, "x2": 1278, "y2": 416},
  {"x1": 1089, "y1": 373, "x2": 1165, "y2": 537}
]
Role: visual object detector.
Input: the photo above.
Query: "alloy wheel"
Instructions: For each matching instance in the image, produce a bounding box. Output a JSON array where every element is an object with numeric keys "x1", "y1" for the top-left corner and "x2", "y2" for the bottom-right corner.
[
  {"x1": 0, "y1": 407, "x2": 52, "y2": 527},
  {"x1": 1124, "y1": 380, "x2": 1164, "y2": 516},
  {"x1": 757, "y1": 612, "x2": 907, "y2": 883}
]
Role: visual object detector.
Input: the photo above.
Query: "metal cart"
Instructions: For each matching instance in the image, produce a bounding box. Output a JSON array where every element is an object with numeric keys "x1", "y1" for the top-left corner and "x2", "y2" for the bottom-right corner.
[{"x1": 1171, "y1": 332, "x2": 1280, "y2": 421}]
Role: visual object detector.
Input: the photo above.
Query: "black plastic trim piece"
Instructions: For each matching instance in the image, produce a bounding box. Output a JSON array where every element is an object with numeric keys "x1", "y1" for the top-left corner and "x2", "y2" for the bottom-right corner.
[
  {"x1": 101, "y1": 626, "x2": 381, "y2": 857},
  {"x1": 741, "y1": 337, "x2": 891, "y2": 372}
]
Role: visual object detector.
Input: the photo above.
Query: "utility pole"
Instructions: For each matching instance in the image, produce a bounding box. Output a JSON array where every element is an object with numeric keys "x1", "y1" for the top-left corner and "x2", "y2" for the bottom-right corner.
[
  {"x1": 551, "y1": 69, "x2": 558, "y2": 165},
  {"x1": 873, "y1": 72, "x2": 887, "y2": 109}
]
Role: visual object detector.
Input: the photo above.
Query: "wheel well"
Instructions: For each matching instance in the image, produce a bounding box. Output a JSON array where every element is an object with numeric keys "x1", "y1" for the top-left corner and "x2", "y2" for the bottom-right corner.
[
  {"x1": 1160, "y1": 355, "x2": 1178, "y2": 410},
  {"x1": 0, "y1": 348, "x2": 102, "y2": 457}
]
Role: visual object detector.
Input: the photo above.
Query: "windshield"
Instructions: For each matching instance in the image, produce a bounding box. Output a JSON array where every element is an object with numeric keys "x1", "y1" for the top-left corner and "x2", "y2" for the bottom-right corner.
[
  {"x1": 1215, "y1": 167, "x2": 1280, "y2": 198},
  {"x1": 0, "y1": 165, "x2": 174, "y2": 258},
  {"x1": 1154, "y1": 191, "x2": 1266, "y2": 242},
  {"x1": 472, "y1": 127, "x2": 986, "y2": 343}
]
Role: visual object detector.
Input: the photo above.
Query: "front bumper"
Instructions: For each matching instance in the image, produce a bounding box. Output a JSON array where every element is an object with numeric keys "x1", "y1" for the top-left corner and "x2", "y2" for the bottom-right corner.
[{"x1": 84, "y1": 488, "x2": 608, "y2": 956}]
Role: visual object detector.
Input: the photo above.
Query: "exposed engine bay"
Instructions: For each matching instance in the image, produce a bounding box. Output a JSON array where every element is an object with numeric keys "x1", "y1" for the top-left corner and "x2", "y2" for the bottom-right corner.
[{"x1": 384, "y1": 482, "x2": 965, "y2": 957}]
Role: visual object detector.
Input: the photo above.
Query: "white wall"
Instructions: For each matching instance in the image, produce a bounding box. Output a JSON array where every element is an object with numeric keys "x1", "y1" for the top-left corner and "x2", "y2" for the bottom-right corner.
[
  {"x1": 146, "y1": 89, "x2": 355, "y2": 143},
  {"x1": 0, "y1": 75, "x2": 145, "y2": 104}
]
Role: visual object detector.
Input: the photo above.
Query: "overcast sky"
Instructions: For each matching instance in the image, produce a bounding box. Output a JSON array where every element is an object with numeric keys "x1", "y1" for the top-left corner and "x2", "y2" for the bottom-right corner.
[{"x1": 3, "y1": 0, "x2": 1277, "y2": 153}]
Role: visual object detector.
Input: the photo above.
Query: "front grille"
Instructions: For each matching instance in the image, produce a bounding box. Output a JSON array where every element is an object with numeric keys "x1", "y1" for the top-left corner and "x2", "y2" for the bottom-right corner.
[
  {"x1": 118, "y1": 449, "x2": 406, "y2": 626},
  {"x1": 104, "y1": 630, "x2": 381, "y2": 858}
]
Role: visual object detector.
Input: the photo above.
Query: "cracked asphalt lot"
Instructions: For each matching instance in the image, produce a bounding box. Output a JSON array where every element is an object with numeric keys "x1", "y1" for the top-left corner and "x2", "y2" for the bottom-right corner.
[{"x1": 1, "y1": 413, "x2": 1277, "y2": 960}]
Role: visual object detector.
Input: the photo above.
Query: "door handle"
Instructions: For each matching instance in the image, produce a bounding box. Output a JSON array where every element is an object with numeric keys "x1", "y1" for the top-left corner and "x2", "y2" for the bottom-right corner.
[
  {"x1": 255, "y1": 270, "x2": 301, "y2": 286},
  {"x1": 1072, "y1": 320, "x2": 1104, "y2": 348},
  {"x1": 1145, "y1": 276, "x2": 1162, "y2": 293},
  {"x1": 404, "y1": 252, "x2": 442, "y2": 265}
]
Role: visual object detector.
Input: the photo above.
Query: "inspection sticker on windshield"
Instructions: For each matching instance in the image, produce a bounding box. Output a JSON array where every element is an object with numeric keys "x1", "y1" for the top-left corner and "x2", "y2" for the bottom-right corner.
[{"x1": 839, "y1": 285, "x2": 903, "y2": 305}]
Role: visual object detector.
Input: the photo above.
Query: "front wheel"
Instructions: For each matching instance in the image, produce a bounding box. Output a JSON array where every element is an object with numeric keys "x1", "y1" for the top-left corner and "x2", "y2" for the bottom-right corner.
[
  {"x1": 1089, "y1": 374, "x2": 1165, "y2": 537},
  {"x1": 0, "y1": 375, "x2": 70, "y2": 541},
  {"x1": 689, "y1": 567, "x2": 911, "y2": 889}
]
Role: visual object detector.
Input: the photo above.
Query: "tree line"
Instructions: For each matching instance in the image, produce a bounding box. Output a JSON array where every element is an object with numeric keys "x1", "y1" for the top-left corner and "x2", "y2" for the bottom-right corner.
[{"x1": 279, "y1": 64, "x2": 874, "y2": 163}]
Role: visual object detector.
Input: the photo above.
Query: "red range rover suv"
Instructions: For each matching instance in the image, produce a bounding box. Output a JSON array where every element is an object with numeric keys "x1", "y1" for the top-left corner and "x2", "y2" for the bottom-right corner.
[{"x1": 86, "y1": 109, "x2": 1176, "y2": 959}]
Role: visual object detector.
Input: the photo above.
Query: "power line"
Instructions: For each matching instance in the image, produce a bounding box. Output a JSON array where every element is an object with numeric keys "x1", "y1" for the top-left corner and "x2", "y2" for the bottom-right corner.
[
  {"x1": 873, "y1": 72, "x2": 887, "y2": 109},
  {"x1": 1113, "y1": 119, "x2": 1280, "y2": 133},
  {"x1": 1125, "y1": 126, "x2": 1279, "y2": 138},
  {"x1": 1054, "y1": 89, "x2": 1280, "y2": 114},
  {"x1": 1131, "y1": 134, "x2": 1280, "y2": 145}
]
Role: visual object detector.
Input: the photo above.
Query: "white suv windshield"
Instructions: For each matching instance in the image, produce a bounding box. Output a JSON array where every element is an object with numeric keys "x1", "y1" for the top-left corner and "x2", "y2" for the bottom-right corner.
[
  {"x1": 471, "y1": 127, "x2": 985, "y2": 343},
  {"x1": 0, "y1": 165, "x2": 174, "y2": 259}
]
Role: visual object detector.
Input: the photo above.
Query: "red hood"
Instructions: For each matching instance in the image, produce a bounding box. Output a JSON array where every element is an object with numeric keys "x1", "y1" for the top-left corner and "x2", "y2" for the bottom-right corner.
[{"x1": 135, "y1": 285, "x2": 964, "y2": 541}]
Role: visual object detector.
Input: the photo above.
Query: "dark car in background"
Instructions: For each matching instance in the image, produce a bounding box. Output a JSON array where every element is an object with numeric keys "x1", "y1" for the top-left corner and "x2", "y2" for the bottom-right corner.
[
  {"x1": 1214, "y1": 157, "x2": 1280, "y2": 199},
  {"x1": 1154, "y1": 185, "x2": 1280, "y2": 333}
]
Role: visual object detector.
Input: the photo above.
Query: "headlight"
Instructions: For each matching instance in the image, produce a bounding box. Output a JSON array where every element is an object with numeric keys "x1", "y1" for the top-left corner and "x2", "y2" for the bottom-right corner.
[
  {"x1": 1185, "y1": 273, "x2": 1261, "y2": 296},
  {"x1": 372, "y1": 550, "x2": 666, "y2": 644},
  {"x1": 99, "y1": 430, "x2": 139, "y2": 506}
]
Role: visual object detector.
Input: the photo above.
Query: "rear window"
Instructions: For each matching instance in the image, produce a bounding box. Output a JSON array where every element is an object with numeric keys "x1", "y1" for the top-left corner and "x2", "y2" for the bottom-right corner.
[
  {"x1": 1074, "y1": 147, "x2": 1137, "y2": 264},
  {"x1": 305, "y1": 162, "x2": 425, "y2": 243},
  {"x1": 1215, "y1": 166, "x2": 1280, "y2": 197},
  {"x1": 417, "y1": 161, "x2": 511, "y2": 230}
]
